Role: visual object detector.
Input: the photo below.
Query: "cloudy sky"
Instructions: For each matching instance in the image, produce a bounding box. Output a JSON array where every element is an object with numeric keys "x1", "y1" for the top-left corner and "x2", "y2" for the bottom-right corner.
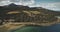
[{"x1": 0, "y1": 0, "x2": 60, "y2": 11}]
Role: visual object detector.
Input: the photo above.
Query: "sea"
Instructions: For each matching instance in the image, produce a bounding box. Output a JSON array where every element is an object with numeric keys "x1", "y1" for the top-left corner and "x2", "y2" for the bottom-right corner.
[{"x1": 10, "y1": 24, "x2": 60, "y2": 32}]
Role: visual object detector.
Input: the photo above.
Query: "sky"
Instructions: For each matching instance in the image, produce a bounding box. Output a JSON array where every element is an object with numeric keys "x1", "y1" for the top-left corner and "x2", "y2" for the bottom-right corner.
[{"x1": 0, "y1": 0, "x2": 60, "y2": 11}]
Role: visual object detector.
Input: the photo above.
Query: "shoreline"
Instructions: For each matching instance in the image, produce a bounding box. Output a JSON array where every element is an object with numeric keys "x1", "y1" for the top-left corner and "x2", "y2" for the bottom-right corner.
[{"x1": 0, "y1": 19, "x2": 60, "y2": 32}]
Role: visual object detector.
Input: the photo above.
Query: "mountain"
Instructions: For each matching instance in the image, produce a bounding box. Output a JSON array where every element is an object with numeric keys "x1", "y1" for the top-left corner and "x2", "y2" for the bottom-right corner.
[{"x1": 0, "y1": 3, "x2": 60, "y2": 25}]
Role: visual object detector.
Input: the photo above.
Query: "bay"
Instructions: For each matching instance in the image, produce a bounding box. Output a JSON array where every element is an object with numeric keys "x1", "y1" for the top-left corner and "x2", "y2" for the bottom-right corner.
[{"x1": 11, "y1": 24, "x2": 60, "y2": 32}]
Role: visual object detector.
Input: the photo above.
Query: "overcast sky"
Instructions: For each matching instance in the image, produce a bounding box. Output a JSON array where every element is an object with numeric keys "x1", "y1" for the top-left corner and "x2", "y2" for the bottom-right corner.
[{"x1": 0, "y1": 0, "x2": 60, "y2": 11}]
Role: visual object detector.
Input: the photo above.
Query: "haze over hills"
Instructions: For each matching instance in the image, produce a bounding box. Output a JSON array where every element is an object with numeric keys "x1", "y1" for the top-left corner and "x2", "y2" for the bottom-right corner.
[{"x1": 0, "y1": 3, "x2": 60, "y2": 25}]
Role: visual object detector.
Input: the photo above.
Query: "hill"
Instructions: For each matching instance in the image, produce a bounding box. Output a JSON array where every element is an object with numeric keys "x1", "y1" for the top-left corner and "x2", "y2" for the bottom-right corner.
[{"x1": 0, "y1": 3, "x2": 60, "y2": 25}]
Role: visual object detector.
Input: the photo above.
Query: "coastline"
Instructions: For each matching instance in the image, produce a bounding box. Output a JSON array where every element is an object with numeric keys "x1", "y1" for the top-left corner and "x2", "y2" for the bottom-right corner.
[{"x1": 0, "y1": 19, "x2": 60, "y2": 32}]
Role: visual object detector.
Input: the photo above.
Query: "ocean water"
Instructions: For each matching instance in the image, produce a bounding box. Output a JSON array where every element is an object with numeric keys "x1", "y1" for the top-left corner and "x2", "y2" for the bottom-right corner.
[{"x1": 11, "y1": 24, "x2": 60, "y2": 32}]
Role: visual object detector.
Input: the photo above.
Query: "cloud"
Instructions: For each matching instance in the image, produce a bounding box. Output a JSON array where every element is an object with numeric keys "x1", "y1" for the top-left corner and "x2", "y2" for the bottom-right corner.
[
  {"x1": 10, "y1": 0, "x2": 20, "y2": 2},
  {"x1": 29, "y1": 2, "x2": 60, "y2": 11},
  {"x1": 0, "y1": 0, "x2": 11, "y2": 6},
  {"x1": 0, "y1": 0, "x2": 60, "y2": 11},
  {"x1": 0, "y1": 0, "x2": 35, "y2": 6},
  {"x1": 41, "y1": 2, "x2": 60, "y2": 11},
  {"x1": 14, "y1": 0, "x2": 35, "y2": 6},
  {"x1": 0, "y1": 0, "x2": 8, "y2": 2}
]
